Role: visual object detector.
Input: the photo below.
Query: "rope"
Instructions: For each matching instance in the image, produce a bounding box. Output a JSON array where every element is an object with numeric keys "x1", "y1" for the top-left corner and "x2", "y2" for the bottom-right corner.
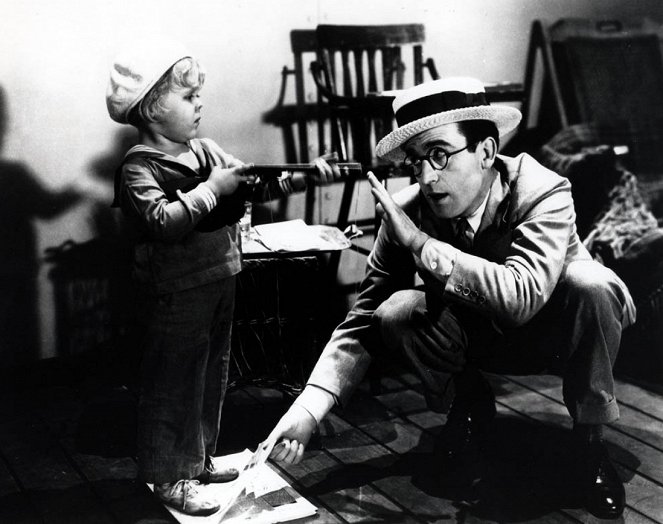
[{"x1": 583, "y1": 169, "x2": 659, "y2": 261}]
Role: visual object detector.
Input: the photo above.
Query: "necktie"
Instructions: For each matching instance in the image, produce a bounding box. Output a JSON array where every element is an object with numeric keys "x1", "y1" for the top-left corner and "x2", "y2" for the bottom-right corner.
[{"x1": 454, "y1": 218, "x2": 474, "y2": 252}]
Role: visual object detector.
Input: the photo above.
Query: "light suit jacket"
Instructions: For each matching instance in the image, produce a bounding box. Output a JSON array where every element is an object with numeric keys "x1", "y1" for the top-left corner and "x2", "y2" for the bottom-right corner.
[{"x1": 307, "y1": 153, "x2": 595, "y2": 404}]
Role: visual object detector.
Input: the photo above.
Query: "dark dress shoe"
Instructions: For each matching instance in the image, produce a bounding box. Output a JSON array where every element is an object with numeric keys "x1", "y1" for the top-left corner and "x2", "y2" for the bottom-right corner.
[
  {"x1": 194, "y1": 458, "x2": 239, "y2": 484},
  {"x1": 583, "y1": 440, "x2": 625, "y2": 519},
  {"x1": 434, "y1": 386, "x2": 496, "y2": 463}
]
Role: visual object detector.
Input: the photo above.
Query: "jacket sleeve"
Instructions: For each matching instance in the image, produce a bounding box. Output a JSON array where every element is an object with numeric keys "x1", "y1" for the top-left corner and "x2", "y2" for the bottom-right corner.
[
  {"x1": 306, "y1": 223, "x2": 415, "y2": 405},
  {"x1": 118, "y1": 161, "x2": 214, "y2": 242},
  {"x1": 443, "y1": 177, "x2": 576, "y2": 327}
]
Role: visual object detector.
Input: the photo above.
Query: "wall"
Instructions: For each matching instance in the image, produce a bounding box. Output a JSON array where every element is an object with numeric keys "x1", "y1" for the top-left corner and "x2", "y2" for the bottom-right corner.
[{"x1": 1, "y1": 0, "x2": 662, "y2": 359}]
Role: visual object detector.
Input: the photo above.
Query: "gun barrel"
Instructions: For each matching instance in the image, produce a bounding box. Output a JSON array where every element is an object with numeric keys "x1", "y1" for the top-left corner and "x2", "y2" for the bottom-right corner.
[{"x1": 248, "y1": 163, "x2": 362, "y2": 178}]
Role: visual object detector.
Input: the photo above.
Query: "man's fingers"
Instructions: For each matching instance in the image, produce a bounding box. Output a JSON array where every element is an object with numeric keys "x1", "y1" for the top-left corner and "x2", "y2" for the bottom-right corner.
[
  {"x1": 293, "y1": 442, "x2": 305, "y2": 464},
  {"x1": 367, "y1": 172, "x2": 396, "y2": 210},
  {"x1": 368, "y1": 181, "x2": 389, "y2": 207},
  {"x1": 271, "y1": 439, "x2": 303, "y2": 464},
  {"x1": 313, "y1": 158, "x2": 337, "y2": 184},
  {"x1": 319, "y1": 151, "x2": 339, "y2": 163},
  {"x1": 262, "y1": 434, "x2": 280, "y2": 458},
  {"x1": 269, "y1": 439, "x2": 290, "y2": 461},
  {"x1": 282, "y1": 440, "x2": 300, "y2": 463},
  {"x1": 330, "y1": 162, "x2": 341, "y2": 180},
  {"x1": 366, "y1": 171, "x2": 385, "y2": 192},
  {"x1": 282, "y1": 441, "x2": 304, "y2": 465}
]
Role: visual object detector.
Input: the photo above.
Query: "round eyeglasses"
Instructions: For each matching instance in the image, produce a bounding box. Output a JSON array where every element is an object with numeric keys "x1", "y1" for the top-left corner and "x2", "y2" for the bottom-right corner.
[{"x1": 403, "y1": 142, "x2": 478, "y2": 176}]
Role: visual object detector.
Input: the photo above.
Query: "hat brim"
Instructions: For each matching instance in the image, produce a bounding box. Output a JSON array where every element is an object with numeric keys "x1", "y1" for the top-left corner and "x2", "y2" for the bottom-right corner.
[{"x1": 375, "y1": 105, "x2": 522, "y2": 162}]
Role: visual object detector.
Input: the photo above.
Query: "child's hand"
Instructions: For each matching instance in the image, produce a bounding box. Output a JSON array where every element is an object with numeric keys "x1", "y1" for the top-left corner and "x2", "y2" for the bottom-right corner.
[
  {"x1": 205, "y1": 164, "x2": 256, "y2": 196},
  {"x1": 311, "y1": 153, "x2": 341, "y2": 185}
]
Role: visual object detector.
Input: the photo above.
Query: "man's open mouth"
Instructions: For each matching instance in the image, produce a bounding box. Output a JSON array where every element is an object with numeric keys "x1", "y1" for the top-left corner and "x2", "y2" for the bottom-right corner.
[{"x1": 428, "y1": 192, "x2": 449, "y2": 202}]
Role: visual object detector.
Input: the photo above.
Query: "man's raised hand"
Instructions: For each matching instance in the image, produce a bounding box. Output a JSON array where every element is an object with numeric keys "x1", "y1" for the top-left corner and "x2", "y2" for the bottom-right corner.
[{"x1": 367, "y1": 171, "x2": 428, "y2": 255}]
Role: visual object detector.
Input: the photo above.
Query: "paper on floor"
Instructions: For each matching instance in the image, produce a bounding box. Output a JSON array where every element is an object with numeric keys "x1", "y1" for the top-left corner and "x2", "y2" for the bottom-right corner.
[{"x1": 147, "y1": 449, "x2": 317, "y2": 523}]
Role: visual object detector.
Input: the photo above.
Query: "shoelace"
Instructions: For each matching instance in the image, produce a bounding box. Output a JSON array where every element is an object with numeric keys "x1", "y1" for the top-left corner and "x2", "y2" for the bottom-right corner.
[{"x1": 170, "y1": 479, "x2": 202, "y2": 511}]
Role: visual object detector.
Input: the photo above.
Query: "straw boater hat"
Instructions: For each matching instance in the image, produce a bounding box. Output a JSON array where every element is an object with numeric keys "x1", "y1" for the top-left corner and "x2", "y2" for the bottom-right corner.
[{"x1": 375, "y1": 77, "x2": 522, "y2": 162}]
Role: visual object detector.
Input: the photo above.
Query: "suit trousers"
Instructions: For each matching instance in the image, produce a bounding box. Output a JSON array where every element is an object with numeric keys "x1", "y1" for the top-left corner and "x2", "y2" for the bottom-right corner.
[
  {"x1": 136, "y1": 276, "x2": 235, "y2": 484},
  {"x1": 373, "y1": 260, "x2": 635, "y2": 425}
]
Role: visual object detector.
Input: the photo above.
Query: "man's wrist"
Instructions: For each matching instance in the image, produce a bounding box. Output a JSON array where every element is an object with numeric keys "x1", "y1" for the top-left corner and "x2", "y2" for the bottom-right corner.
[
  {"x1": 410, "y1": 231, "x2": 430, "y2": 258},
  {"x1": 290, "y1": 403, "x2": 318, "y2": 427},
  {"x1": 420, "y1": 238, "x2": 458, "y2": 279},
  {"x1": 294, "y1": 385, "x2": 336, "y2": 425}
]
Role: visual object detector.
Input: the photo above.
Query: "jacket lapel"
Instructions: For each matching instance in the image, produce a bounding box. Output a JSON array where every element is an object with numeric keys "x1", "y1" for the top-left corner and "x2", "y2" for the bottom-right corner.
[
  {"x1": 473, "y1": 160, "x2": 512, "y2": 259},
  {"x1": 477, "y1": 166, "x2": 510, "y2": 237}
]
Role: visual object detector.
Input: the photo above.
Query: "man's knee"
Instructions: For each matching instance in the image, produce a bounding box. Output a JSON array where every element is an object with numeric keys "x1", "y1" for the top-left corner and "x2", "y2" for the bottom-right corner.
[
  {"x1": 373, "y1": 289, "x2": 470, "y2": 356},
  {"x1": 563, "y1": 260, "x2": 612, "y2": 294},
  {"x1": 373, "y1": 289, "x2": 426, "y2": 340},
  {"x1": 559, "y1": 260, "x2": 636, "y2": 328}
]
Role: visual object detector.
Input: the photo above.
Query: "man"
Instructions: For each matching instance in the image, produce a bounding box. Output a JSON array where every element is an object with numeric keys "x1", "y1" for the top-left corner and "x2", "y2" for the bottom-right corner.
[{"x1": 266, "y1": 77, "x2": 635, "y2": 519}]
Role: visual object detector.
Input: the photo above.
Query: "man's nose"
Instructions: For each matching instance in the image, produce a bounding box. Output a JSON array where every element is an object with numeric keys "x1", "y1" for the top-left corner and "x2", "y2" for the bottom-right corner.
[{"x1": 419, "y1": 161, "x2": 439, "y2": 185}]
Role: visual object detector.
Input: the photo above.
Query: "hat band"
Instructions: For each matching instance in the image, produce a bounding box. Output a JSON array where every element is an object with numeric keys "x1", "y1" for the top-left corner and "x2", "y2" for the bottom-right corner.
[{"x1": 395, "y1": 91, "x2": 489, "y2": 126}]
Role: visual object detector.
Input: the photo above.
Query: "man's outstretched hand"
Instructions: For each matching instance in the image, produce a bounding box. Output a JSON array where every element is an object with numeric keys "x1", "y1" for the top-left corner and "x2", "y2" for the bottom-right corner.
[{"x1": 265, "y1": 404, "x2": 317, "y2": 465}]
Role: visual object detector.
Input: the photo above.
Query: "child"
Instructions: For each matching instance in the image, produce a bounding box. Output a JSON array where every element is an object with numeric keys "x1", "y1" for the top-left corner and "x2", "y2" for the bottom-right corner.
[{"x1": 106, "y1": 37, "x2": 337, "y2": 516}]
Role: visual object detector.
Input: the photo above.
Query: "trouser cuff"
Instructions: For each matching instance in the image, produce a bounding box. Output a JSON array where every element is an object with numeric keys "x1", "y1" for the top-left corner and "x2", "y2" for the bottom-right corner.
[
  {"x1": 572, "y1": 396, "x2": 620, "y2": 425},
  {"x1": 139, "y1": 454, "x2": 205, "y2": 485}
]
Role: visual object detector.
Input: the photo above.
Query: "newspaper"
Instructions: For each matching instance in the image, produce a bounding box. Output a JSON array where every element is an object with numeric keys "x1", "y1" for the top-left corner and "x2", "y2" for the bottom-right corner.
[{"x1": 147, "y1": 446, "x2": 317, "y2": 523}]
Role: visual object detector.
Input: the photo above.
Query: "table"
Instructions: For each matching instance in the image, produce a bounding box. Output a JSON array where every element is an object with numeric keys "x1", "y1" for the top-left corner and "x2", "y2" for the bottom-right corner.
[{"x1": 230, "y1": 225, "x2": 349, "y2": 394}]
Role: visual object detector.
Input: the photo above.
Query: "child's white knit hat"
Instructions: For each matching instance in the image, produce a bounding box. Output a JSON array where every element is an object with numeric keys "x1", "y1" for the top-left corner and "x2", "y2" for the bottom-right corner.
[{"x1": 106, "y1": 36, "x2": 191, "y2": 124}]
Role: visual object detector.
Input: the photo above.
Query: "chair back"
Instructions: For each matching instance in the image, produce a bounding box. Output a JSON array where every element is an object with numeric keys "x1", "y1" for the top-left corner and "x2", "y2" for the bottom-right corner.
[{"x1": 313, "y1": 23, "x2": 438, "y2": 168}]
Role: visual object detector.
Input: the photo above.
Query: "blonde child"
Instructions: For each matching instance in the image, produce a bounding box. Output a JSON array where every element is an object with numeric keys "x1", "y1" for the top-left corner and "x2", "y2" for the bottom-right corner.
[{"x1": 106, "y1": 37, "x2": 336, "y2": 516}]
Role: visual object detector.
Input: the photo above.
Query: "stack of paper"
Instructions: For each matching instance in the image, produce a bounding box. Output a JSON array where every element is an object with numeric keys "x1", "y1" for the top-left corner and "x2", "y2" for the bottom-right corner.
[{"x1": 252, "y1": 219, "x2": 351, "y2": 253}]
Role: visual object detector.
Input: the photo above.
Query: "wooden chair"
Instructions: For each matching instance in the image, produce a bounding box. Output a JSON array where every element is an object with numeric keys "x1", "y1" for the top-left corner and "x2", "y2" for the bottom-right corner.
[
  {"x1": 262, "y1": 30, "x2": 318, "y2": 224},
  {"x1": 312, "y1": 24, "x2": 438, "y2": 167},
  {"x1": 308, "y1": 23, "x2": 440, "y2": 247}
]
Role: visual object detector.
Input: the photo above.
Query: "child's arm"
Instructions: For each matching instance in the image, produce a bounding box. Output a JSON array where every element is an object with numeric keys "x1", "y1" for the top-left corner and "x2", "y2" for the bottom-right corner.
[
  {"x1": 118, "y1": 162, "x2": 209, "y2": 240},
  {"x1": 117, "y1": 161, "x2": 254, "y2": 240}
]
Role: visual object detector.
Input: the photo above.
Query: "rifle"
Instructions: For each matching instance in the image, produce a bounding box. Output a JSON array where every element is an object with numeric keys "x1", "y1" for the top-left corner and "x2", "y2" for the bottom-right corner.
[
  {"x1": 246, "y1": 162, "x2": 363, "y2": 178},
  {"x1": 159, "y1": 162, "x2": 363, "y2": 231},
  {"x1": 160, "y1": 162, "x2": 364, "y2": 196}
]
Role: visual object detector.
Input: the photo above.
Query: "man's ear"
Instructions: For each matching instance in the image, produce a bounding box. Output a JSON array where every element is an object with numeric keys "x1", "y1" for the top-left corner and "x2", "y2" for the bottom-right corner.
[{"x1": 480, "y1": 137, "x2": 497, "y2": 169}]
